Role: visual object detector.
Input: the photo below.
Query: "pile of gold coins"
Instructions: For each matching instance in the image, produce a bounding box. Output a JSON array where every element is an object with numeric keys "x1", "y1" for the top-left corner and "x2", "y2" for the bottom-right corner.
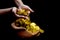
[{"x1": 15, "y1": 9, "x2": 44, "y2": 36}]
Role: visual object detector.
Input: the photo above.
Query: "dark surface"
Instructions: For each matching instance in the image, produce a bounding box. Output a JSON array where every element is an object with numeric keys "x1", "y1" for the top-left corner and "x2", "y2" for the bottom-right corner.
[{"x1": 0, "y1": 0, "x2": 48, "y2": 40}]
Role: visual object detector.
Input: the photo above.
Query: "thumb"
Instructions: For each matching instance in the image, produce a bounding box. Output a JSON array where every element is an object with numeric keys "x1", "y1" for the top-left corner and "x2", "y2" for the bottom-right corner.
[{"x1": 12, "y1": 7, "x2": 17, "y2": 13}]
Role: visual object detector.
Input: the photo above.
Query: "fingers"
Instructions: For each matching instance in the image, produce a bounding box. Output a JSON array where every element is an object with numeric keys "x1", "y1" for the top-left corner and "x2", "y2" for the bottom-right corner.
[
  {"x1": 20, "y1": 5, "x2": 34, "y2": 12},
  {"x1": 19, "y1": 27, "x2": 26, "y2": 30},
  {"x1": 14, "y1": 13, "x2": 29, "y2": 19},
  {"x1": 22, "y1": 6, "x2": 34, "y2": 12},
  {"x1": 26, "y1": 7, "x2": 34, "y2": 12}
]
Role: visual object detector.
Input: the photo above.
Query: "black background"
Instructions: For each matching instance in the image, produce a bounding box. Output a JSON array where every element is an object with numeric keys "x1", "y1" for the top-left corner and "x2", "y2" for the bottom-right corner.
[{"x1": 0, "y1": 0, "x2": 48, "y2": 40}]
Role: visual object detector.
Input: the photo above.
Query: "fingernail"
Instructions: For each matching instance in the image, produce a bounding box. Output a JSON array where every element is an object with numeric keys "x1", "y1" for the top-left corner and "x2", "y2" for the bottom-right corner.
[
  {"x1": 28, "y1": 11, "x2": 30, "y2": 13},
  {"x1": 32, "y1": 10, "x2": 34, "y2": 12}
]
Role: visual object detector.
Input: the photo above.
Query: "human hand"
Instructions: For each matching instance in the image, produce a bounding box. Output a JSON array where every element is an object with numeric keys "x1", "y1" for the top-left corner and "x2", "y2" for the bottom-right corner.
[
  {"x1": 15, "y1": 5, "x2": 34, "y2": 18},
  {"x1": 18, "y1": 4, "x2": 34, "y2": 12}
]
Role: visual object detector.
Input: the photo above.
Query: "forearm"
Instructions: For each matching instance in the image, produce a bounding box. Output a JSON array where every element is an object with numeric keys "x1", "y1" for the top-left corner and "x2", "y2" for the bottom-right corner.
[
  {"x1": 14, "y1": 0, "x2": 24, "y2": 8},
  {"x1": 0, "y1": 8, "x2": 12, "y2": 15}
]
